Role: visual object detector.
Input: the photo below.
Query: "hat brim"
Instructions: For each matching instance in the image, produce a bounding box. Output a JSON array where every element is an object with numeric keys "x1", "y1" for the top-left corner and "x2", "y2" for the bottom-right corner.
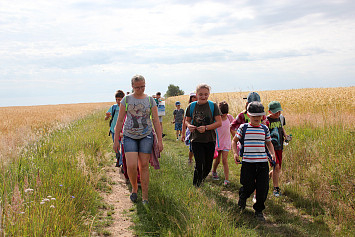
[
  {"x1": 270, "y1": 108, "x2": 283, "y2": 114},
  {"x1": 247, "y1": 111, "x2": 266, "y2": 116}
]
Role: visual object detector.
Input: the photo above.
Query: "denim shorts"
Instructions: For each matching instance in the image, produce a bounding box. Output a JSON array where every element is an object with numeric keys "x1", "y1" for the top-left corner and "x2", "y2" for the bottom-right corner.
[
  {"x1": 175, "y1": 122, "x2": 182, "y2": 131},
  {"x1": 123, "y1": 133, "x2": 154, "y2": 154}
]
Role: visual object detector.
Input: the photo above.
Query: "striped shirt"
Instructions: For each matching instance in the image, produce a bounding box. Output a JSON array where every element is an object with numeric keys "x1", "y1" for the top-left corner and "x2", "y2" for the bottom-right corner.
[{"x1": 236, "y1": 123, "x2": 271, "y2": 162}]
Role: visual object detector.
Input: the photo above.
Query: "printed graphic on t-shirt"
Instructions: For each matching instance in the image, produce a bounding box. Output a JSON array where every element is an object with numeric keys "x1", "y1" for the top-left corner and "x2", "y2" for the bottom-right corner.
[
  {"x1": 193, "y1": 110, "x2": 211, "y2": 127},
  {"x1": 267, "y1": 117, "x2": 284, "y2": 150},
  {"x1": 126, "y1": 103, "x2": 151, "y2": 136}
]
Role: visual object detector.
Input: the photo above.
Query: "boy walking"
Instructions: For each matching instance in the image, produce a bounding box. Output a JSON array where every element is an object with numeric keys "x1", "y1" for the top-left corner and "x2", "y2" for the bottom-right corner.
[
  {"x1": 232, "y1": 102, "x2": 276, "y2": 221},
  {"x1": 105, "y1": 90, "x2": 125, "y2": 167},
  {"x1": 266, "y1": 101, "x2": 291, "y2": 197},
  {"x1": 173, "y1": 101, "x2": 184, "y2": 140}
]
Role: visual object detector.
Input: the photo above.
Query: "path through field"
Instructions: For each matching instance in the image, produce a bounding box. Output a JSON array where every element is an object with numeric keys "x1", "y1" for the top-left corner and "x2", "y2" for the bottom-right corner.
[{"x1": 101, "y1": 164, "x2": 135, "y2": 237}]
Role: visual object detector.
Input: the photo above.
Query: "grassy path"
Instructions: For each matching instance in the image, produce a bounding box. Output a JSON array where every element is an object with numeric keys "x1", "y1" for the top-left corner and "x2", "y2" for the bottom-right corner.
[
  {"x1": 1, "y1": 107, "x2": 352, "y2": 236},
  {"x1": 128, "y1": 127, "x2": 333, "y2": 236}
]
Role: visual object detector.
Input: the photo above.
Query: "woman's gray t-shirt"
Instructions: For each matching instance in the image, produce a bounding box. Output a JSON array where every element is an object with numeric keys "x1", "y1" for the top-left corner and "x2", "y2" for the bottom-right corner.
[{"x1": 122, "y1": 94, "x2": 157, "y2": 139}]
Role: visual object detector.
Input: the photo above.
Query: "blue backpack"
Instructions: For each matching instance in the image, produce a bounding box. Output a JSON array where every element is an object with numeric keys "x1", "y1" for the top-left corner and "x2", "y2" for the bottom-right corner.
[
  {"x1": 108, "y1": 104, "x2": 118, "y2": 136},
  {"x1": 189, "y1": 100, "x2": 219, "y2": 147},
  {"x1": 239, "y1": 123, "x2": 275, "y2": 166}
]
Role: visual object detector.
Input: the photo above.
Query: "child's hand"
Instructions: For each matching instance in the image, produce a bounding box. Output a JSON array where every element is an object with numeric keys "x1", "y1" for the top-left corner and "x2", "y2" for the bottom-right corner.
[
  {"x1": 196, "y1": 126, "x2": 206, "y2": 133},
  {"x1": 234, "y1": 154, "x2": 241, "y2": 164},
  {"x1": 181, "y1": 134, "x2": 185, "y2": 141},
  {"x1": 188, "y1": 124, "x2": 197, "y2": 132},
  {"x1": 106, "y1": 112, "x2": 111, "y2": 117}
]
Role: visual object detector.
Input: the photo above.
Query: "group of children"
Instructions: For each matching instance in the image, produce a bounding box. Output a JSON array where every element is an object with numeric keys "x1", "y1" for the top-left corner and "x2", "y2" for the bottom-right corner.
[
  {"x1": 106, "y1": 85, "x2": 291, "y2": 221},
  {"x1": 173, "y1": 88, "x2": 291, "y2": 221}
]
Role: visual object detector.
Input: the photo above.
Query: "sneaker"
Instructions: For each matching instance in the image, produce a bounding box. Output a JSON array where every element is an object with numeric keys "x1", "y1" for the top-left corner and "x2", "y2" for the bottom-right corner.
[
  {"x1": 223, "y1": 180, "x2": 230, "y2": 186},
  {"x1": 176, "y1": 137, "x2": 179, "y2": 141},
  {"x1": 237, "y1": 199, "x2": 246, "y2": 211},
  {"x1": 162, "y1": 133, "x2": 166, "y2": 138},
  {"x1": 273, "y1": 187, "x2": 281, "y2": 197},
  {"x1": 255, "y1": 211, "x2": 265, "y2": 221},
  {"x1": 130, "y1": 193, "x2": 138, "y2": 203},
  {"x1": 212, "y1": 172, "x2": 219, "y2": 180},
  {"x1": 252, "y1": 195, "x2": 257, "y2": 204}
]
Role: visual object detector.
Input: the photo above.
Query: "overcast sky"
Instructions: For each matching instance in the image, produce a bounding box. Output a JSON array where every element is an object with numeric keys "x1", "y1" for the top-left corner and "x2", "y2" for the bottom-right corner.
[{"x1": 1, "y1": 0, "x2": 354, "y2": 106}]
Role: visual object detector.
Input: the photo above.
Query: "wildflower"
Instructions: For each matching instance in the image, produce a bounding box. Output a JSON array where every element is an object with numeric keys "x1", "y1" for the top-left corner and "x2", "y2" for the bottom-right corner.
[
  {"x1": 40, "y1": 202, "x2": 45, "y2": 205},
  {"x1": 25, "y1": 188, "x2": 34, "y2": 193},
  {"x1": 50, "y1": 205, "x2": 55, "y2": 208},
  {"x1": 47, "y1": 196, "x2": 52, "y2": 198},
  {"x1": 71, "y1": 196, "x2": 75, "y2": 199},
  {"x1": 42, "y1": 198, "x2": 50, "y2": 202},
  {"x1": 51, "y1": 198, "x2": 56, "y2": 200},
  {"x1": 20, "y1": 212, "x2": 25, "y2": 214},
  {"x1": 59, "y1": 184, "x2": 63, "y2": 187}
]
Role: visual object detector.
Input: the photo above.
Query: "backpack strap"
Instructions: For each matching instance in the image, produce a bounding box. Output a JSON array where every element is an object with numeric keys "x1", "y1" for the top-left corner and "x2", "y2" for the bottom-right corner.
[
  {"x1": 238, "y1": 123, "x2": 249, "y2": 157},
  {"x1": 124, "y1": 95, "x2": 152, "y2": 115},
  {"x1": 243, "y1": 112, "x2": 249, "y2": 123},
  {"x1": 189, "y1": 101, "x2": 197, "y2": 124},
  {"x1": 280, "y1": 114, "x2": 285, "y2": 127}
]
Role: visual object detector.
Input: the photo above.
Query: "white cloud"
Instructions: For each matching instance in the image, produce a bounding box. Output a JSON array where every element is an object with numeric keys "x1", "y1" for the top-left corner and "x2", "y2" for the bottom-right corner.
[{"x1": 0, "y1": 0, "x2": 354, "y2": 106}]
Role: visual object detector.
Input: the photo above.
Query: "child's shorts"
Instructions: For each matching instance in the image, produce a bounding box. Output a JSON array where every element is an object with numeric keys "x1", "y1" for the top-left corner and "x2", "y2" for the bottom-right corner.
[
  {"x1": 123, "y1": 133, "x2": 154, "y2": 154},
  {"x1": 175, "y1": 122, "x2": 182, "y2": 131},
  {"x1": 274, "y1": 150, "x2": 283, "y2": 167}
]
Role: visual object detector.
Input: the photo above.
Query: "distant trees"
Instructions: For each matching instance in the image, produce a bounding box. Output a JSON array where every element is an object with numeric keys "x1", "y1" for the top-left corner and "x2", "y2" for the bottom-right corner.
[{"x1": 164, "y1": 84, "x2": 184, "y2": 98}]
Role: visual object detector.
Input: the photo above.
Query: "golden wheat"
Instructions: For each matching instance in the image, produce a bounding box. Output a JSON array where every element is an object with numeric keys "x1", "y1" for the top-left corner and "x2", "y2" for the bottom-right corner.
[
  {"x1": 170, "y1": 87, "x2": 355, "y2": 128},
  {"x1": 0, "y1": 102, "x2": 113, "y2": 163}
]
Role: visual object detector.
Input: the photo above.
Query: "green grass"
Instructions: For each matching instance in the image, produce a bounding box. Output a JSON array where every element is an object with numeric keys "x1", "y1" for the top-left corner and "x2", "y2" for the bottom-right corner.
[
  {"x1": 127, "y1": 102, "x2": 354, "y2": 236},
  {"x1": 1, "y1": 103, "x2": 354, "y2": 236},
  {"x1": 0, "y1": 111, "x2": 114, "y2": 236}
]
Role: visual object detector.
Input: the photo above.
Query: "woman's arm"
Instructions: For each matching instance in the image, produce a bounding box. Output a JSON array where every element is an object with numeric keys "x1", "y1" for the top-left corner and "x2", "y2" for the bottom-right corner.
[{"x1": 151, "y1": 105, "x2": 163, "y2": 152}]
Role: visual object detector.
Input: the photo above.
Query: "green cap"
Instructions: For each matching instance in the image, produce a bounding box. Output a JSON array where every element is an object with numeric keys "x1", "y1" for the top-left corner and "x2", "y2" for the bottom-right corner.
[{"x1": 268, "y1": 101, "x2": 283, "y2": 114}]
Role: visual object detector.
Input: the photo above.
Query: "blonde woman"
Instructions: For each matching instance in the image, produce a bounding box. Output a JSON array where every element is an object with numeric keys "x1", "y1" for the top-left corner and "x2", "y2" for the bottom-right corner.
[{"x1": 113, "y1": 75, "x2": 163, "y2": 204}]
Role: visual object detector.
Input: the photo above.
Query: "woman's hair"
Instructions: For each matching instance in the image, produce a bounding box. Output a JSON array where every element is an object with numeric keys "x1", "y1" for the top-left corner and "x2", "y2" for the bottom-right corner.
[
  {"x1": 196, "y1": 83, "x2": 211, "y2": 93},
  {"x1": 189, "y1": 95, "x2": 196, "y2": 103},
  {"x1": 219, "y1": 101, "x2": 229, "y2": 114},
  {"x1": 131, "y1": 74, "x2": 145, "y2": 86},
  {"x1": 115, "y1": 90, "x2": 125, "y2": 98}
]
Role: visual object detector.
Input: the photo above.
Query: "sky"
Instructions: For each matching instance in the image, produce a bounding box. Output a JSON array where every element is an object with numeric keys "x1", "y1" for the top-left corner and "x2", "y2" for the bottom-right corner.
[{"x1": 1, "y1": 0, "x2": 354, "y2": 106}]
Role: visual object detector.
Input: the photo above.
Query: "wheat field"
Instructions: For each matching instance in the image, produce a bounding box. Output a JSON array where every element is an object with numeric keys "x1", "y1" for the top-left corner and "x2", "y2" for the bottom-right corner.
[
  {"x1": 0, "y1": 102, "x2": 112, "y2": 163},
  {"x1": 172, "y1": 87, "x2": 355, "y2": 128}
]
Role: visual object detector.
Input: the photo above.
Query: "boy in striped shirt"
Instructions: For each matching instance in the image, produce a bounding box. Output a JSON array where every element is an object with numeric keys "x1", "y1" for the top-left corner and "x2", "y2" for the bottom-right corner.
[{"x1": 232, "y1": 102, "x2": 276, "y2": 221}]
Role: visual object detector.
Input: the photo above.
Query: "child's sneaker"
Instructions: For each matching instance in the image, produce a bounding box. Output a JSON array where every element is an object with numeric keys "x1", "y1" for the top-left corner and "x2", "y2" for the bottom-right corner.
[
  {"x1": 223, "y1": 180, "x2": 230, "y2": 186},
  {"x1": 252, "y1": 195, "x2": 257, "y2": 203},
  {"x1": 273, "y1": 187, "x2": 281, "y2": 197},
  {"x1": 212, "y1": 172, "x2": 219, "y2": 180},
  {"x1": 237, "y1": 199, "x2": 246, "y2": 211},
  {"x1": 130, "y1": 193, "x2": 138, "y2": 203},
  {"x1": 255, "y1": 211, "x2": 265, "y2": 221}
]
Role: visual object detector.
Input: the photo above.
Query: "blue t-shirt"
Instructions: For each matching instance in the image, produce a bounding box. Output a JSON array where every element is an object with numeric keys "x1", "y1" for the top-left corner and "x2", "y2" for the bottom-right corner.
[{"x1": 107, "y1": 104, "x2": 119, "y2": 133}]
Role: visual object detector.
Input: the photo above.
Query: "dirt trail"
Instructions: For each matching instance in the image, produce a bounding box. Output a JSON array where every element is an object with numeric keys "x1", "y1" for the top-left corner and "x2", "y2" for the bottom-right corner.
[{"x1": 101, "y1": 165, "x2": 135, "y2": 237}]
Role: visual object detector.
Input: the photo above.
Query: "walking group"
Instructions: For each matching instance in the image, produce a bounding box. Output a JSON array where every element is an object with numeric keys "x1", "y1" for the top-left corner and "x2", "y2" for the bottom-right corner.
[{"x1": 105, "y1": 74, "x2": 291, "y2": 221}]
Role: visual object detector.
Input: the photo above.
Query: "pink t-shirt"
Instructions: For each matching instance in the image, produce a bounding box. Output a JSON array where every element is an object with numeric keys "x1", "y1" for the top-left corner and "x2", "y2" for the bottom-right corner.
[{"x1": 216, "y1": 114, "x2": 234, "y2": 150}]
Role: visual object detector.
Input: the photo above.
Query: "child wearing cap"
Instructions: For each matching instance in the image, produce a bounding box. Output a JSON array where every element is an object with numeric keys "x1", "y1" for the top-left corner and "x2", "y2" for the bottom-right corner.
[
  {"x1": 230, "y1": 92, "x2": 266, "y2": 136},
  {"x1": 232, "y1": 101, "x2": 276, "y2": 221},
  {"x1": 266, "y1": 101, "x2": 290, "y2": 197},
  {"x1": 173, "y1": 101, "x2": 184, "y2": 140}
]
